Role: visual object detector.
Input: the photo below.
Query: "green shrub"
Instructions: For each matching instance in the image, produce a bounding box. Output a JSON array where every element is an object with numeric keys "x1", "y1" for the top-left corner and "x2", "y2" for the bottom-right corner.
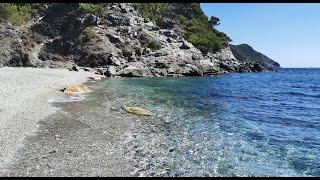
[
  {"x1": 132, "y1": 3, "x2": 169, "y2": 20},
  {"x1": 131, "y1": 3, "x2": 232, "y2": 53},
  {"x1": 0, "y1": 3, "x2": 38, "y2": 25},
  {"x1": 154, "y1": 17, "x2": 169, "y2": 29},
  {"x1": 82, "y1": 27, "x2": 97, "y2": 42},
  {"x1": 148, "y1": 41, "x2": 162, "y2": 50},
  {"x1": 132, "y1": 3, "x2": 170, "y2": 29},
  {"x1": 79, "y1": 3, "x2": 103, "y2": 15}
]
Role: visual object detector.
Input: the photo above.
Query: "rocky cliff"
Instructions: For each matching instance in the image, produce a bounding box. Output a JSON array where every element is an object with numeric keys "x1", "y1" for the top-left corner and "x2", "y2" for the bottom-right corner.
[{"x1": 0, "y1": 3, "x2": 275, "y2": 77}]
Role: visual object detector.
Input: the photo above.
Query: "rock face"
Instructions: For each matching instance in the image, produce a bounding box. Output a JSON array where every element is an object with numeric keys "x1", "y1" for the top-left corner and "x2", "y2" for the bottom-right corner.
[{"x1": 0, "y1": 3, "x2": 277, "y2": 76}]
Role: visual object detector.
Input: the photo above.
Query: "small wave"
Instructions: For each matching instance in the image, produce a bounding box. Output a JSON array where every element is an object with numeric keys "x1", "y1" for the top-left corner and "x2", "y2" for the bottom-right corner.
[
  {"x1": 291, "y1": 84, "x2": 320, "y2": 90},
  {"x1": 275, "y1": 92, "x2": 320, "y2": 99},
  {"x1": 209, "y1": 92, "x2": 249, "y2": 100}
]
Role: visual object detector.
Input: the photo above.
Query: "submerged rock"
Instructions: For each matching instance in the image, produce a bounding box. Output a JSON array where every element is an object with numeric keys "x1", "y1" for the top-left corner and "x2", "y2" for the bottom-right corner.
[
  {"x1": 122, "y1": 106, "x2": 153, "y2": 116},
  {"x1": 64, "y1": 84, "x2": 90, "y2": 94}
]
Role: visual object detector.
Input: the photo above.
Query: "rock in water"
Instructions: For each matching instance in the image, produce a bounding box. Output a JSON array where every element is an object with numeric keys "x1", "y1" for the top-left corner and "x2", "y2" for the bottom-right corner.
[
  {"x1": 64, "y1": 84, "x2": 90, "y2": 94},
  {"x1": 122, "y1": 106, "x2": 153, "y2": 116}
]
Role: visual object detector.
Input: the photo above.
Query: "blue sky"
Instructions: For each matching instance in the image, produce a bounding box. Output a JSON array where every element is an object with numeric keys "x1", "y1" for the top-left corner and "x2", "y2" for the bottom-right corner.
[{"x1": 201, "y1": 3, "x2": 320, "y2": 68}]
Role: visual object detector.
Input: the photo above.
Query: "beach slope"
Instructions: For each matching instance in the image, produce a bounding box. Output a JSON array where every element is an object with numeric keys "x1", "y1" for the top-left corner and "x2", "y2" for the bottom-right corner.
[{"x1": 0, "y1": 67, "x2": 94, "y2": 170}]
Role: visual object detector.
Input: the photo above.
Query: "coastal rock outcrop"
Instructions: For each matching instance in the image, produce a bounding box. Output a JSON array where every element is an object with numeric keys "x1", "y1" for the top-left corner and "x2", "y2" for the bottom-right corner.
[
  {"x1": 0, "y1": 3, "x2": 279, "y2": 76},
  {"x1": 230, "y1": 44, "x2": 280, "y2": 70}
]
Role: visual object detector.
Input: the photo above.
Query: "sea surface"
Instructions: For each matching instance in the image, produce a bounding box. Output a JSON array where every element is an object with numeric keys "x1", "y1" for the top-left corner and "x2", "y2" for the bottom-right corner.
[{"x1": 58, "y1": 68, "x2": 320, "y2": 176}]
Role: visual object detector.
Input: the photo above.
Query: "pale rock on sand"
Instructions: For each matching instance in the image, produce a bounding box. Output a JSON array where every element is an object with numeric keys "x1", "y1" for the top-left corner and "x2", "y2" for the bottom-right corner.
[
  {"x1": 0, "y1": 67, "x2": 95, "y2": 171},
  {"x1": 88, "y1": 75, "x2": 104, "y2": 81},
  {"x1": 122, "y1": 106, "x2": 153, "y2": 116},
  {"x1": 63, "y1": 84, "x2": 91, "y2": 94}
]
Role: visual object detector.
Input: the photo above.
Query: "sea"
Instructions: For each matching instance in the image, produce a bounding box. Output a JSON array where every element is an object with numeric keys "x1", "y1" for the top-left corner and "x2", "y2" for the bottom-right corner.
[{"x1": 55, "y1": 68, "x2": 320, "y2": 176}]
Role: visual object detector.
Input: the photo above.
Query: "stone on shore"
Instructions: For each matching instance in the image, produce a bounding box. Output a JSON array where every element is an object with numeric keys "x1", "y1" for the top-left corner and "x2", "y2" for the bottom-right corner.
[
  {"x1": 64, "y1": 84, "x2": 90, "y2": 94},
  {"x1": 122, "y1": 106, "x2": 153, "y2": 116},
  {"x1": 88, "y1": 75, "x2": 104, "y2": 81}
]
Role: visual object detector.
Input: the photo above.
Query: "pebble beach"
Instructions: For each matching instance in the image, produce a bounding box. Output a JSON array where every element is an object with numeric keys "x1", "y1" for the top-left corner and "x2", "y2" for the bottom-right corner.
[{"x1": 0, "y1": 67, "x2": 94, "y2": 172}]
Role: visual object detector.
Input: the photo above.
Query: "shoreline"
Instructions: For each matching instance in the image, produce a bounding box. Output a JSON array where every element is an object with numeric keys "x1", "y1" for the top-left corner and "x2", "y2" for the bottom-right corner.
[
  {"x1": 0, "y1": 67, "x2": 316, "y2": 176},
  {"x1": 0, "y1": 67, "x2": 96, "y2": 172},
  {"x1": 0, "y1": 66, "x2": 266, "y2": 174}
]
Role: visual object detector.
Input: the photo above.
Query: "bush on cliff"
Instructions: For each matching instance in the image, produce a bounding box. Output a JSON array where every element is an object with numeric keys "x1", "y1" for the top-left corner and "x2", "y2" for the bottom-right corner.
[
  {"x1": 0, "y1": 3, "x2": 42, "y2": 25},
  {"x1": 132, "y1": 3, "x2": 232, "y2": 54},
  {"x1": 82, "y1": 27, "x2": 98, "y2": 43},
  {"x1": 79, "y1": 3, "x2": 103, "y2": 16},
  {"x1": 148, "y1": 41, "x2": 162, "y2": 50}
]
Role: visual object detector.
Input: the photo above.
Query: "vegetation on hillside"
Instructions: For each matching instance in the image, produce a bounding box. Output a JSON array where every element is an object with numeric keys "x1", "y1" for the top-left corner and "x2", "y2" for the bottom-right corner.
[
  {"x1": 0, "y1": 3, "x2": 232, "y2": 54},
  {"x1": 0, "y1": 3, "x2": 44, "y2": 25},
  {"x1": 230, "y1": 44, "x2": 280, "y2": 68},
  {"x1": 79, "y1": 3, "x2": 103, "y2": 16},
  {"x1": 82, "y1": 27, "x2": 97, "y2": 42},
  {"x1": 0, "y1": 3, "x2": 104, "y2": 25},
  {"x1": 132, "y1": 3, "x2": 232, "y2": 54},
  {"x1": 147, "y1": 41, "x2": 162, "y2": 50}
]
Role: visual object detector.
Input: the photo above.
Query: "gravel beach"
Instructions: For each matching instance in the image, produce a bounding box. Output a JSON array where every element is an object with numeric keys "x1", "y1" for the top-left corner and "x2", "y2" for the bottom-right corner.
[{"x1": 0, "y1": 67, "x2": 95, "y2": 172}]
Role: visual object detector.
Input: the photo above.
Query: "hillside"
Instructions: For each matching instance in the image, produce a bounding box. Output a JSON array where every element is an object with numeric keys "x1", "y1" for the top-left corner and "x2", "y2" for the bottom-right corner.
[
  {"x1": 0, "y1": 3, "x2": 278, "y2": 76},
  {"x1": 131, "y1": 3, "x2": 232, "y2": 54},
  {"x1": 230, "y1": 44, "x2": 280, "y2": 70}
]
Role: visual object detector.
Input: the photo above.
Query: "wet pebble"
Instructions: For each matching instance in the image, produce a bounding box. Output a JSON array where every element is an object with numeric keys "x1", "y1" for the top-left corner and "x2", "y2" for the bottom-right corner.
[
  {"x1": 48, "y1": 150, "x2": 56, "y2": 154},
  {"x1": 131, "y1": 134, "x2": 137, "y2": 138}
]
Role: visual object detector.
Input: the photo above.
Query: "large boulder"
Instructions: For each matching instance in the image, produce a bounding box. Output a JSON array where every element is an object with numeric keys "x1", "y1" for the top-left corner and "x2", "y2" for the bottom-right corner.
[
  {"x1": 119, "y1": 65, "x2": 152, "y2": 77},
  {"x1": 106, "y1": 33, "x2": 124, "y2": 44},
  {"x1": 182, "y1": 64, "x2": 202, "y2": 76},
  {"x1": 107, "y1": 65, "x2": 117, "y2": 77},
  {"x1": 196, "y1": 59, "x2": 220, "y2": 75},
  {"x1": 82, "y1": 14, "x2": 98, "y2": 26}
]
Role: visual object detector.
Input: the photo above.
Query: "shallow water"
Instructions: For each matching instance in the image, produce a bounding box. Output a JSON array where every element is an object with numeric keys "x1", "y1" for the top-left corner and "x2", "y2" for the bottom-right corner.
[
  {"x1": 9, "y1": 68, "x2": 318, "y2": 177},
  {"x1": 92, "y1": 68, "x2": 320, "y2": 176}
]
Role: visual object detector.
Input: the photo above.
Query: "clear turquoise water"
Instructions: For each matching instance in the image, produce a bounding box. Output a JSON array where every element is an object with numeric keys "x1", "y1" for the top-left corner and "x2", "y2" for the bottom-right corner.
[{"x1": 98, "y1": 68, "x2": 320, "y2": 176}]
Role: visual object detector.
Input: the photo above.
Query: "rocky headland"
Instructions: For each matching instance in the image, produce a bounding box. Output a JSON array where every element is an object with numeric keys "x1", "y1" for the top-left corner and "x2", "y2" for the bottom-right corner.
[
  {"x1": 230, "y1": 44, "x2": 280, "y2": 71},
  {"x1": 0, "y1": 3, "x2": 280, "y2": 77}
]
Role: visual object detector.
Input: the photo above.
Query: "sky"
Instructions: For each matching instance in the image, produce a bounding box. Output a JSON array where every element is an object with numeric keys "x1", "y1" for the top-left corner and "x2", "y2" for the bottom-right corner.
[{"x1": 201, "y1": 3, "x2": 320, "y2": 68}]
